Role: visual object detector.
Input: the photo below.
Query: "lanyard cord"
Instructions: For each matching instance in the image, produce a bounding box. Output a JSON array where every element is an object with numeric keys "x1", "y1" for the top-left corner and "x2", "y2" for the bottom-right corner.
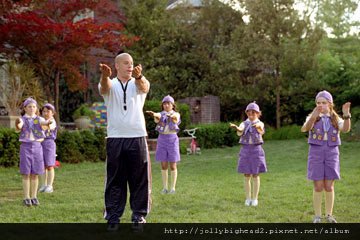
[{"x1": 117, "y1": 77, "x2": 130, "y2": 111}]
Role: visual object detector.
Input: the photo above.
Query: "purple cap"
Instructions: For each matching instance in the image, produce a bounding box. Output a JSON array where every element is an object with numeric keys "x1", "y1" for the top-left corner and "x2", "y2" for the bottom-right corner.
[
  {"x1": 23, "y1": 97, "x2": 37, "y2": 107},
  {"x1": 162, "y1": 95, "x2": 174, "y2": 103},
  {"x1": 316, "y1": 90, "x2": 333, "y2": 103},
  {"x1": 245, "y1": 101, "x2": 260, "y2": 112},
  {"x1": 43, "y1": 103, "x2": 55, "y2": 111}
]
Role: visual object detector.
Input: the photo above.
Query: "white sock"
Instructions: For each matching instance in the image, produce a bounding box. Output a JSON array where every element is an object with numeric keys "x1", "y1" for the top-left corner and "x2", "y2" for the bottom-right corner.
[
  {"x1": 30, "y1": 175, "x2": 39, "y2": 199},
  {"x1": 47, "y1": 168, "x2": 55, "y2": 187},
  {"x1": 161, "y1": 169, "x2": 168, "y2": 190},
  {"x1": 22, "y1": 176, "x2": 30, "y2": 199},
  {"x1": 313, "y1": 190, "x2": 323, "y2": 217},
  {"x1": 244, "y1": 177, "x2": 251, "y2": 200},
  {"x1": 325, "y1": 191, "x2": 334, "y2": 216},
  {"x1": 252, "y1": 176, "x2": 260, "y2": 200},
  {"x1": 170, "y1": 170, "x2": 177, "y2": 191}
]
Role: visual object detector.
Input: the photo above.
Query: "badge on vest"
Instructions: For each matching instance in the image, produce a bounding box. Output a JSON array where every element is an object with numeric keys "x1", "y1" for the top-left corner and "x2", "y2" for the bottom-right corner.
[
  {"x1": 331, "y1": 136, "x2": 336, "y2": 142},
  {"x1": 312, "y1": 134, "x2": 316, "y2": 139},
  {"x1": 317, "y1": 135, "x2": 323, "y2": 140},
  {"x1": 333, "y1": 130, "x2": 337, "y2": 134}
]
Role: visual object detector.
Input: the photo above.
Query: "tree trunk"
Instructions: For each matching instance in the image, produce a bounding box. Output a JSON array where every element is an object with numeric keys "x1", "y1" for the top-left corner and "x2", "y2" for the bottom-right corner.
[
  {"x1": 275, "y1": 70, "x2": 281, "y2": 129},
  {"x1": 54, "y1": 71, "x2": 60, "y2": 124}
]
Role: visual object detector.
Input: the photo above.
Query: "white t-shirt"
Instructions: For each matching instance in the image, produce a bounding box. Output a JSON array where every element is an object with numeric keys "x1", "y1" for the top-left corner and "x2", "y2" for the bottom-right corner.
[{"x1": 99, "y1": 77, "x2": 149, "y2": 138}]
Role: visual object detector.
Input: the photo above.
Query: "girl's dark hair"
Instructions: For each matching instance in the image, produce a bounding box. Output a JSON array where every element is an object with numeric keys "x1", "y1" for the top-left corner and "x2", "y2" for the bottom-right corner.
[
  {"x1": 161, "y1": 102, "x2": 177, "y2": 111},
  {"x1": 40, "y1": 106, "x2": 56, "y2": 116}
]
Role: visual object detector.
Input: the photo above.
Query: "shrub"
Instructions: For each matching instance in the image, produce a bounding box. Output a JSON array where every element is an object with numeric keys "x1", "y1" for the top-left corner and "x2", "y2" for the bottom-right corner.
[
  {"x1": 187, "y1": 123, "x2": 306, "y2": 149},
  {"x1": 264, "y1": 125, "x2": 304, "y2": 140},
  {"x1": 56, "y1": 130, "x2": 85, "y2": 163},
  {"x1": 0, "y1": 127, "x2": 20, "y2": 167},
  {"x1": 53, "y1": 128, "x2": 108, "y2": 164},
  {"x1": 72, "y1": 104, "x2": 95, "y2": 120},
  {"x1": 94, "y1": 127, "x2": 107, "y2": 162},
  {"x1": 187, "y1": 122, "x2": 239, "y2": 149},
  {"x1": 79, "y1": 129, "x2": 100, "y2": 162}
]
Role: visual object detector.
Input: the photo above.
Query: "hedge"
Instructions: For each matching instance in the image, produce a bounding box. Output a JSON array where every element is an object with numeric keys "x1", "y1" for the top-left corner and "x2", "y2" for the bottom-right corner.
[
  {"x1": 0, "y1": 128, "x2": 107, "y2": 167},
  {"x1": 0, "y1": 127, "x2": 20, "y2": 167},
  {"x1": 187, "y1": 123, "x2": 307, "y2": 149}
]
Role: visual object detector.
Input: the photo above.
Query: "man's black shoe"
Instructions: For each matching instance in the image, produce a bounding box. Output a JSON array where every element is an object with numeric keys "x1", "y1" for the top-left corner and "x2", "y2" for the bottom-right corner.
[
  {"x1": 107, "y1": 223, "x2": 119, "y2": 232},
  {"x1": 131, "y1": 216, "x2": 146, "y2": 233}
]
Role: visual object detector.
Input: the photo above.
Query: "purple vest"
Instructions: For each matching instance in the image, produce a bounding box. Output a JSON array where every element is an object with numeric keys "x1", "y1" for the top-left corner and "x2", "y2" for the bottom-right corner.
[
  {"x1": 308, "y1": 119, "x2": 341, "y2": 146},
  {"x1": 44, "y1": 127, "x2": 57, "y2": 140},
  {"x1": 19, "y1": 116, "x2": 46, "y2": 142},
  {"x1": 239, "y1": 120, "x2": 264, "y2": 145},
  {"x1": 155, "y1": 111, "x2": 181, "y2": 133}
]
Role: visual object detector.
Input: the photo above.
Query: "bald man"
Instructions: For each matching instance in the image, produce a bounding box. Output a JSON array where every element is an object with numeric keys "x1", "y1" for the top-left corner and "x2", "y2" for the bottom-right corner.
[{"x1": 99, "y1": 53, "x2": 151, "y2": 232}]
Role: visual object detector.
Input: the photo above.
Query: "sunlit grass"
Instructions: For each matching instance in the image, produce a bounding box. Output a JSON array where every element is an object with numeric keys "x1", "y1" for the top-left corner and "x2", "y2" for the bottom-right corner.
[{"x1": 0, "y1": 139, "x2": 359, "y2": 223}]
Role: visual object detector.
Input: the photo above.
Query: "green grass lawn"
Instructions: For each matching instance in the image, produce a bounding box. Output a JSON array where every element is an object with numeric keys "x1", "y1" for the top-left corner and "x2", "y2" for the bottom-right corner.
[{"x1": 0, "y1": 139, "x2": 359, "y2": 223}]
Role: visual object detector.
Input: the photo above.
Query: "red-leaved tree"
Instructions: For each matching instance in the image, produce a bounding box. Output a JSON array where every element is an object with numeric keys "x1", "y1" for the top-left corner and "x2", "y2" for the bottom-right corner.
[{"x1": 0, "y1": 0, "x2": 137, "y2": 122}]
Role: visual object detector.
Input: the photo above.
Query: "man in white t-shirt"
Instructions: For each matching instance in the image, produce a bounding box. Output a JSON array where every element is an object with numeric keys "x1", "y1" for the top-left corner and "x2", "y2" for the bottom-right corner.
[{"x1": 99, "y1": 53, "x2": 151, "y2": 232}]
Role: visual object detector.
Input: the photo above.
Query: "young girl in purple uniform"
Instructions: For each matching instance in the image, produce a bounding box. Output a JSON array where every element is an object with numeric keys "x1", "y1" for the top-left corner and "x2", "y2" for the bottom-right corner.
[
  {"x1": 230, "y1": 102, "x2": 267, "y2": 207},
  {"x1": 146, "y1": 95, "x2": 181, "y2": 194},
  {"x1": 15, "y1": 97, "x2": 52, "y2": 206},
  {"x1": 39, "y1": 103, "x2": 57, "y2": 193},
  {"x1": 301, "y1": 90, "x2": 351, "y2": 223}
]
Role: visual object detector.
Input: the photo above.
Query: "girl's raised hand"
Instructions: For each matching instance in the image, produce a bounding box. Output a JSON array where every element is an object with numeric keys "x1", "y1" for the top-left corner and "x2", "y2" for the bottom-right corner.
[
  {"x1": 145, "y1": 111, "x2": 155, "y2": 117},
  {"x1": 15, "y1": 118, "x2": 21, "y2": 126},
  {"x1": 229, "y1": 123, "x2": 237, "y2": 129},
  {"x1": 311, "y1": 106, "x2": 322, "y2": 118},
  {"x1": 342, "y1": 102, "x2": 351, "y2": 115}
]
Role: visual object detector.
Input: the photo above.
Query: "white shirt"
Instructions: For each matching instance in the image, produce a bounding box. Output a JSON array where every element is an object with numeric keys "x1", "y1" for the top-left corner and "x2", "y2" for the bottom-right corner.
[{"x1": 99, "y1": 77, "x2": 149, "y2": 138}]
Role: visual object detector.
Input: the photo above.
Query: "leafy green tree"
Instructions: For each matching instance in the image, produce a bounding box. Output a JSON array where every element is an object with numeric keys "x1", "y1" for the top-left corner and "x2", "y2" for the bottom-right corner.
[
  {"x1": 235, "y1": 0, "x2": 324, "y2": 128},
  {"x1": 316, "y1": 0, "x2": 359, "y2": 38}
]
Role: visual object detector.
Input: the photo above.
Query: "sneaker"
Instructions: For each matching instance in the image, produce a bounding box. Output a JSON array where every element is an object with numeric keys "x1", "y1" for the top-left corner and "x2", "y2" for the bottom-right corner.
[
  {"x1": 245, "y1": 199, "x2": 252, "y2": 206},
  {"x1": 23, "y1": 199, "x2": 32, "y2": 207},
  {"x1": 251, "y1": 199, "x2": 258, "y2": 207},
  {"x1": 44, "y1": 185, "x2": 53, "y2": 193},
  {"x1": 39, "y1": 185, "x2": 47, "y2": 192},
  {"x1": 107, "y1": 223, "x2": 119, "y2": 232},
  {"x1": 326, "y1": 215, "x2": 337, "y2": 223},
  {"x1": 161, "y1": 189, "x2": 168, "y2": 194},
  {"x1": 313, "y1": 216, "x2": 321, "y2": 223},
  {"x1": 132, "y1": 216, "x2": 146, "y2": 233},
  {"x1": 31, "y1": 198, "x2": 40, "y2": 206},
  {"x1": 168, "y1": 189, "x2": 176, "y2": 194}
]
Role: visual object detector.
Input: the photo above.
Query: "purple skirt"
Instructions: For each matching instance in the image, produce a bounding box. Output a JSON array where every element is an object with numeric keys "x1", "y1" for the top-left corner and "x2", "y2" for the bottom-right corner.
[
  {"x1": 237, "y1": 144, "x2": 267, "y2": 174},
  {"x1": 42, "y1": 139, "x2": 56, "y2": 167},
  {"x1": 307, "y1": 144, "x2": 340, "y2": 180},
  {"x1": 155, "y1": 134, "x2": 180, "y2": 162},
  {"x1": 19, "y1": 141, "x2": 45, "y2": 175}
]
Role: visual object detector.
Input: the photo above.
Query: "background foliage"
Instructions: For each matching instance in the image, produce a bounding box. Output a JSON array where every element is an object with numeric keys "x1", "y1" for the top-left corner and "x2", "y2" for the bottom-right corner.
[{"x1": 0, "y1": 0, "x2": 359, "y2": 129}]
